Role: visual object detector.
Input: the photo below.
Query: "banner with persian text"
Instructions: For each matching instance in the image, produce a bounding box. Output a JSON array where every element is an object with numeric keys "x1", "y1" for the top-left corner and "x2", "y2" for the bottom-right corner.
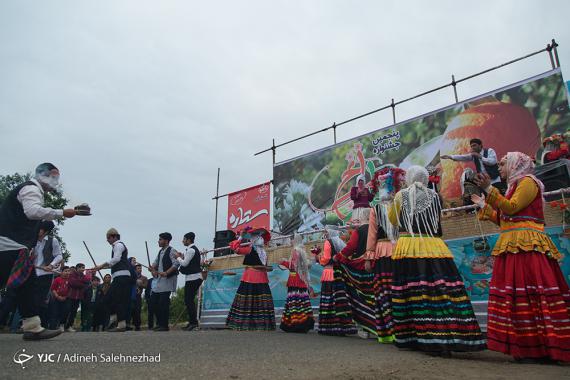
[
  {"x1": 273, "y1": 69, "x2": 570, "y2": 234},
  {"x1": 227, "y1": 182, "x2": 271, "y2": 233}
]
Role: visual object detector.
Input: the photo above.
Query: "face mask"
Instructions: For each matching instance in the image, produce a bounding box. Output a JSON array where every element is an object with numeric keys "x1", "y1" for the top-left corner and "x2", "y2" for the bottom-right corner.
[{"x1": 38, "y1": 174, "x2": 60, "y2": 191}]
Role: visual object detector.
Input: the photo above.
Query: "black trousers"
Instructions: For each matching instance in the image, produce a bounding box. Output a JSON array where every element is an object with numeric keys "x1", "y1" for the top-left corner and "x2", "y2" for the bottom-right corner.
[
  {"x1": 104, "y1": 276, "x2": 132, "y2": 322},
  {"x1": 0, "y1": 249, "x2": 39, "y2": 319},
  {"x1": 130, "y1": 295, "x2": 142, "y2": 328},
  {"x1": 66, "y1": 299, "x2": 81, "y2": 328},
  {"x1": 48, "y1": 298, "x2": 70, "y2": 329},
  {"x1": 151, "y1": 292, "x2": 171, "y2": 328},
  {"x1": 184, "y1": 279, "x2": 203, "y2": 325},
  {"x1": 34, "y1": 274, "x2": 53, "y2": 328},
  {"x1": 146, "y1": 296, "x2": 155, "y2": 329}
]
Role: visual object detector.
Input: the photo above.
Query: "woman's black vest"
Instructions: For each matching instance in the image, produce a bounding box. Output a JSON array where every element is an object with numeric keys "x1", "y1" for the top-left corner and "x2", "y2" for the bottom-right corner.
[
  {"x1": 398, "y1": 196, "x2": 443, "y2": 236},
  {"x1": 0, "y1": 181, "x2": 41, "y2": 249},
  {"x1": 326, "y1": 239, "x2": 337, "y2": 265},
  {"x1": 353, "y1": 224, "x2": 369, "y2": 259},
  {"x1": 373, "y1": 205, "x2": 388, "y2": 240},
  {"x1": 242, "y1": 246, "x2": 264, "y2": 266}
]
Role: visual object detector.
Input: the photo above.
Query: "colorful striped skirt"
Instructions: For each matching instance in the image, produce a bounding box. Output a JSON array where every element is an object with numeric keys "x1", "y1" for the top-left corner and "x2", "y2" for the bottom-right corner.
[
  {"x1": 334, "y1": 264, "x2": 377, "y2": 337},
  {"x1": 487, "y1": 251, "x2": 570, "y2": 362},
  {"x1": 280, "y1": 287, "x2": 315, "y2": 333},
  {"x1": 374, "y1": 257, "x2": 395, "y2": 343},
  {"x1": 391, "y1": 257, "x2": 485, "y2": 352},
  {"x1": 318, "y1": 280, "x2": 357, "y2": 336},
  {"x1": 226, "y1": 281, "x2": 276, "y2": 331}
]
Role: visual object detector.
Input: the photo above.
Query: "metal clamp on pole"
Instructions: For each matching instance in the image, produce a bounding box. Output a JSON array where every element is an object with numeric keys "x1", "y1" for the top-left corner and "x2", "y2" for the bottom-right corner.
[
  {"x1": 332, "y1": 122, "x2": 337, "y2": 144},
  {"x1": 451, "y1": 74, "x2": 459, "y2": 103},
  {"x1": 546, "y1": 42, "x2": 555, "y2": 69},
  {"x1": 391, "y1": 98, "x2": 396, "y2": 124},
  {"x1": 552, "y1": 38, "x2": 560, "y2": 68}
]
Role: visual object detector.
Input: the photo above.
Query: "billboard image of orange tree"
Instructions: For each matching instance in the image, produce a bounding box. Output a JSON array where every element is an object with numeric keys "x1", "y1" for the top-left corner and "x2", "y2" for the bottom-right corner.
[{"x1": 273, "y1": 69, "x2": 570, "y2": 234}]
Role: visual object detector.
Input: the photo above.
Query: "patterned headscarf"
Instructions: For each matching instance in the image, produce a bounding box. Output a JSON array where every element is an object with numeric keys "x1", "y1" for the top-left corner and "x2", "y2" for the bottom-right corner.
[{"x1": 504, "y1": 152, "x2": 544, "y2": 195}]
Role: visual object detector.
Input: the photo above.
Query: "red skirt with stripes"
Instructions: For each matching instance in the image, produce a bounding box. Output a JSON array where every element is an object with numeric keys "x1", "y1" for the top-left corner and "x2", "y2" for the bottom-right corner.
[{"x1": 487, "y1": 251, "x2": 570, "y2": 361}]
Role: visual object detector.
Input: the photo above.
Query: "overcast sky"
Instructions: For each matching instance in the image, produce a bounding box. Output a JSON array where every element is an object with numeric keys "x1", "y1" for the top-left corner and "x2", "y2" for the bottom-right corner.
[{"x1": 1, "y1": 1, "x2": 569, "y2": 280}]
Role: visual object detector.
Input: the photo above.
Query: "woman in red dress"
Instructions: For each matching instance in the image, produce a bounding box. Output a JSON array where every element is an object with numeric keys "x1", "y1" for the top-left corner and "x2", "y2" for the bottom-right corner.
[{"x1": 473, "y1": 152, "x2": 570, "y2": 362}]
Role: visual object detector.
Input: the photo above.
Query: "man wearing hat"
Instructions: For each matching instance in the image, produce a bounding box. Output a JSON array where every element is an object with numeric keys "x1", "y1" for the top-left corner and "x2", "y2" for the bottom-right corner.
[
  {"x1": 33, "y1": 220, "x2": 63, "y2": 327},
  {"x1": 150, "y1": 232, "x2": 179, "y2": 331},
  {"x1": 91, "y1": 228, "x2": 131, "y2": 332},
  {"x1": 0, "y1": 162, "x2": 77, "y2": 340}
]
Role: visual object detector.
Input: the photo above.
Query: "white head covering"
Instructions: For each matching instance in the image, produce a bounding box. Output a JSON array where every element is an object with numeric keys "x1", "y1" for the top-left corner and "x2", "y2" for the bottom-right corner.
[
  {"x1": 399, "y1": 165, "x2": 440, "y2": 237},
  {"x1": 251, "y1": 235, "x2": 267, "y2": 265},
  {"x1": 356, "y1": 174, "x2": 366, "y2": 186},
  {"x1": 290, "y1": 234, "x2": 310, "y2": 285},
  {"x1": 504, "y1": 152, "x2": 544, "y2": 195},
  {"x1": 324, "y1": 226, "x2": 346, "y2": 253}
]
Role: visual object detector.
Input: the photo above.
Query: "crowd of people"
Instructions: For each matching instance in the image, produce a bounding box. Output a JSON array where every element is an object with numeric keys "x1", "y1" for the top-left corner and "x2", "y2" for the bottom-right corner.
[
  {"x1": 0, "y1": 163, "x2": 204, "y2": 339},
  {"x1": 1, "y1": 136, "x2": 569, "y2": 365},
  {"x1": 222, "y1": 141, "x2": 570, "y2": 364}
]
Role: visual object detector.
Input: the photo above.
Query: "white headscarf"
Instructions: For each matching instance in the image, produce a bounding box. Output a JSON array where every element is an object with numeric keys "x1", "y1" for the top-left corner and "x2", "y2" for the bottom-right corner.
[
  {"x1": 290, "y1": 234, "x2": 310, "y2": 285},
  {"x1": 324, "y1": 226, "x2": 346, "y2": 253},
  {"x1": 251, "y1": 235, "x2": 267, "y2": 266},
  {"x1": 356, "y1": 174, "x2": 366, "y2": 187},
  {"x1": 399, "y1": 165, "x2": 440, "y2": 237}
]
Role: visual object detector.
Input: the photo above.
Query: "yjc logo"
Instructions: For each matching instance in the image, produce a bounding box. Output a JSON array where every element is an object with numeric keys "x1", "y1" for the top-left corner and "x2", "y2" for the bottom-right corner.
[{"x1": 13, "y1": 349, "x2": 34, "y2": 369}]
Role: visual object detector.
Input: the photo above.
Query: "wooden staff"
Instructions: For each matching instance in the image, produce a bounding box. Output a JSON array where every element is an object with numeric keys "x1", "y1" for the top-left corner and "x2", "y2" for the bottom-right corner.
[
  {"x1": 83, "y1": 240, "x2": 103, "y2": 279},
  {"x1": 171, "y1": 306, "x2": 187, "y2": 330},
  {"x1": 145, "y1": 241, "x2": 152, "y2": 268}
]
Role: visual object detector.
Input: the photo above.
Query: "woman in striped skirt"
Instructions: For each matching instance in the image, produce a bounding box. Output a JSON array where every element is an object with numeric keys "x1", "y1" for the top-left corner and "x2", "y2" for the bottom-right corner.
[
  {"x1": 473, "y1": 152, "x2": 570, "y2": 363},
  {"x1": 388, "y1": 165, "x2": 485, "y2": 356},
  {"x1": 364, "y1": 167, "x2": 406, "y2": 343},
  {"x1": 335, "y1": 224, "x2": 378, "y2": 339},
  {"x1": 225, "y1": 228, "x2": 275, "y2": 331},
  {"x1": 279, "y1": 235, "x2": 315, "y2": 333},
  {"x1": 317, "y1": 228, "x2": 356, "y2": 336}
]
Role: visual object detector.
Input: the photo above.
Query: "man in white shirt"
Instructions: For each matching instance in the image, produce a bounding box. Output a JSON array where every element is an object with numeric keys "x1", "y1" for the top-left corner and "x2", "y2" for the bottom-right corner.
[
  {"x1": 150, "y1": 232, "x2": 179, "y2": 331},
  {"x1": 33, "y1": 220, "x2": 63, "y2": 327},
  {"x1": 0, "y1": 163, "x2": 77, "y2": 340},
  {"x1": 441, "y1": 138, "x2": 506, "y2": 193},
  {"x1": 91, "y1": 228, "x2": 132, "y2": 332},
  {"x1": 175, "y1": 232, "x2": 203, "y2": 331}
]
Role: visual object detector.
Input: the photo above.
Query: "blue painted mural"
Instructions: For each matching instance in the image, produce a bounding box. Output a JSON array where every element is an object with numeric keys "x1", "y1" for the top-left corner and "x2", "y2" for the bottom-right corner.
[{"x1": 203, "y1": 227, "x2": 570, "y2": 311}]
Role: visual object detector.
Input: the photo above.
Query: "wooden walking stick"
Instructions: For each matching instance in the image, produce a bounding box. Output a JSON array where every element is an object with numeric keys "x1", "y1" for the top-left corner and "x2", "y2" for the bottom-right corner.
[
  {"x1": 83, "y1": 241, "x2": 103, "y2": 279},
  {"x1": 145, "y1": 241, "x2": 152, "y2": 268}
]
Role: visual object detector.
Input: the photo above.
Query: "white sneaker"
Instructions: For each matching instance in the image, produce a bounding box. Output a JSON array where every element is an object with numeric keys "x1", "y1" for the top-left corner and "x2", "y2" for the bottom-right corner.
[
  {"x1": 65, "y1": 327, "x2": 76, "y2": 333},
  {"x1": 59, "y1": 325, "x2": 65, "y2": 332}
]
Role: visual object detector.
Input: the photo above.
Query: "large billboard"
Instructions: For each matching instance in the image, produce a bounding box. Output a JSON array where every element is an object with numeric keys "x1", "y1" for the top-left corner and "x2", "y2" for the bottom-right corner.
[
  {"x1": 227, "y1": 182, "x2": 271, "y2": 233},
  {"x1": 273, "y1": 69, "x2": 570, "y2": 234}
]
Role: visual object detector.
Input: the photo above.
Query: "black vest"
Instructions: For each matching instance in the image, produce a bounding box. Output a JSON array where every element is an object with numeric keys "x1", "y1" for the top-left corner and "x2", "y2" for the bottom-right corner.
[
  {"x1": 474, "y1": 148, "x2": 500, "y2": 179},
  {"x1": 110, "y1": 242, "x2": 129, "y2": 274},
  {"x1": 326, "y1": 239, "x2": 337, "y2": 266},
  {"x1": 157, "y1": 247, "x2": 177, "y2": 278},
  {"x1": 0, "y1": 181, "x2": 41, "y2": 249},
  {"x1": 242, "y1": 246, "x2": 264, "y2": 266},
  {"x1": 353, "y1": 224, "x2": 369, "y2": 260},
  {"x1": 42, "y1": 236, "x2": 55, "y2": 265},
  {"x1": 373, "y1": 205, "x2": 388, "y2": 240},
  {"x1": 398, "y1": 196, "x2": 443, "y2": 237},
  {"x1": 179, "y1": 245, "x2": 201, "y2": 275}
]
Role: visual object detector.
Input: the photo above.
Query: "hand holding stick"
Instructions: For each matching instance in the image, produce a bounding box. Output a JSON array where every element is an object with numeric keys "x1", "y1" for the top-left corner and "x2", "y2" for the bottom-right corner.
[{"x1": 83, "y1": 241, "x2": 103, "y2": 279}]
